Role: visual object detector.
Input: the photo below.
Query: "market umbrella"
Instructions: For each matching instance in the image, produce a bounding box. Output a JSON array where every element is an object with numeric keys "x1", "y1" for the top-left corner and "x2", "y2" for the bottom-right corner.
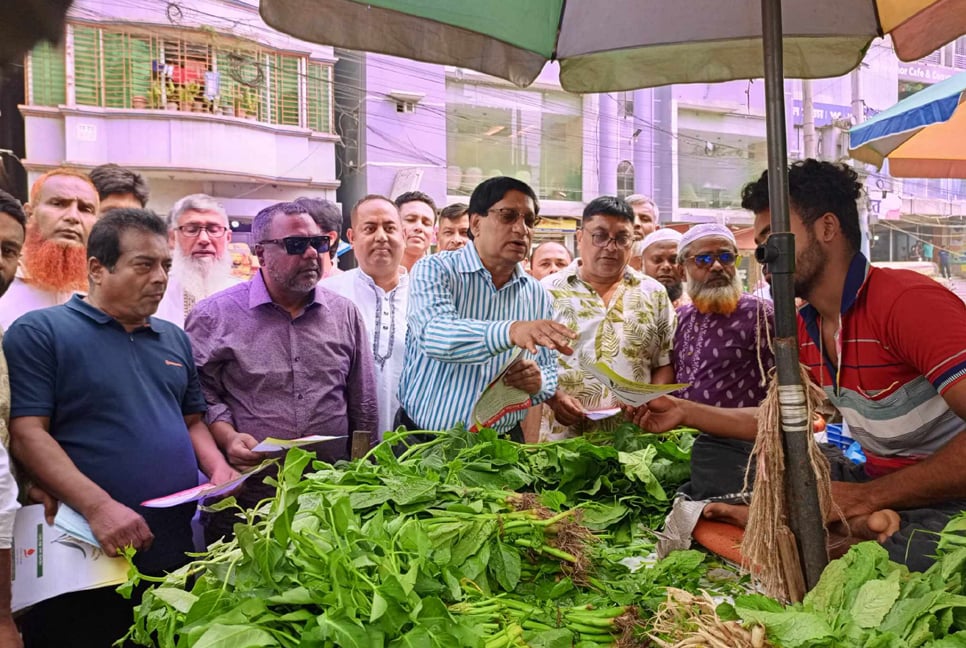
[
  {"x1": 260, "y1": 0, "x2": 966, "y2": 591},
  {"x1": 850, "y1": 71, "x2": 966, "y2": 178}
]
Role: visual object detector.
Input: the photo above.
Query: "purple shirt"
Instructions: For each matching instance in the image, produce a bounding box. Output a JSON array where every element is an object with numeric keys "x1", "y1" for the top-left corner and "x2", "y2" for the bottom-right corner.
[
  {"x1": 185, "y1": 271, "x2": 378, "y2": 463},
  {"x1": 673, "y1": 293, "x2": 775, "y2": 408}
]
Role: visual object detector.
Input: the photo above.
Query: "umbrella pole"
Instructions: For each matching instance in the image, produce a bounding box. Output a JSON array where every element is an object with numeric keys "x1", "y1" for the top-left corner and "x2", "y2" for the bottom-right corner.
[{"x1": 759, "y1": 0, "x2": 829, "y2": 593}]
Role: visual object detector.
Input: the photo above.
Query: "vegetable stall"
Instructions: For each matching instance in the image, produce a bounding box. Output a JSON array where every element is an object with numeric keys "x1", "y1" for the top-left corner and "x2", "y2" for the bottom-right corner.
[{"x1": 121, "y1": 426, "x2": 966, "y2": 647}]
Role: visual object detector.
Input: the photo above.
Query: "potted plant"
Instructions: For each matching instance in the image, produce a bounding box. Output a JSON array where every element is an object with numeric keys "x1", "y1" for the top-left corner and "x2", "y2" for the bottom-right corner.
[
  {"x1": 132, "y1": 94, "x2": 148, "y2": 109},
  {"x1": 147, "y1": 79, "x2": 163, "y2": 109},
  {"x1": 177, "y1": 81, "x2": 202, "y2": 111},
  {"x1": 237, "y1": 86, "x2": 258, "y2": 120},
  {"x1": 165, "y1": 80, "x2": 179, "y2": 111}
]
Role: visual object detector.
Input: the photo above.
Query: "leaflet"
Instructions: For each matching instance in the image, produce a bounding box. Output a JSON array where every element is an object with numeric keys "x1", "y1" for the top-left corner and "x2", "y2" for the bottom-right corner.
[
  {"x1": 141, "y1": 459, "x2": 276, "y2": 508},
  {"x1": 588, "y1": 362, "x2": 687, "y2": 408},
  {"x1": 12, "y1": 505, "x2": 129, "y2": 613},
  {"x1": 470, "y1": 347, "x2": 532, "y2": 432},
  {"x1": 251, "y1": 435, "x2": 339, "y2": 452},
  {"x1": 584, "y1": 407, "x2": 622, "y2": 421},
  {"x1": 53, "y1": 504, "x2": 99, "y2": 547}
]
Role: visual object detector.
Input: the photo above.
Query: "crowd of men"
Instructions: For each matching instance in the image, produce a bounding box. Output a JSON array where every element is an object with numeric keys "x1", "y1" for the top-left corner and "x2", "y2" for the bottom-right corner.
[{"x1": 0, "y1": 159, "x2": 964, "y2": 645}]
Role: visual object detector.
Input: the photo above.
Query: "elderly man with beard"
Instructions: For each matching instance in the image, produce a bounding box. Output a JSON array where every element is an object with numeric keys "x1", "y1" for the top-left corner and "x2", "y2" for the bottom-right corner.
[
  {"x1": 322, "y1": 196, "x2": 407, "y2": 436},
  {"x1": 187, "y1": 201, "x2": 377, "y2": 544},
  {"x1": 0, "y1": 169, "x2": 99, "y2": 329},
  {"x1": 639, "y1": 228, "x2": 690, "y2": 308},
  {"x1": 668, "y1": 223, "x2": 774, "y2": 499},
  {"x1": 542, "y1": 196, "x2": 676, "y2": 440},
  {"x1": 155, "y1": 194, "x2": 239, "y2": 328}
]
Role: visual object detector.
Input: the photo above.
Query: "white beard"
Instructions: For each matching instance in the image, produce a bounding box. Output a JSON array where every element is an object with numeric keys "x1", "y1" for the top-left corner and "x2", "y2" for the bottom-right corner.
[{"x1": 171, "y1": 251, "x2": 237, "y2": 301}]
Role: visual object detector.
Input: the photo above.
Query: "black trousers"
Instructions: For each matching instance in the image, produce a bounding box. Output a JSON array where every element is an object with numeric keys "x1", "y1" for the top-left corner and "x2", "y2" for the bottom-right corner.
[{"x1": 393, "y1": 408, "x2": 524, "y2": 443}]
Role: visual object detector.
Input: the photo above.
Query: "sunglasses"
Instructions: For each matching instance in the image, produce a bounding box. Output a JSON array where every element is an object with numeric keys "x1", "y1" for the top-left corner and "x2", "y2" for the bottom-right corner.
[
  {"x1": 487, "y1": 207, "x2": 542, "y2": 229},
  {"x1": 687, "y1": 251, "x2": 739, "y2": 268},
  {"x1": 259, "y1": 235, "x2": 331, "y2": 255}
]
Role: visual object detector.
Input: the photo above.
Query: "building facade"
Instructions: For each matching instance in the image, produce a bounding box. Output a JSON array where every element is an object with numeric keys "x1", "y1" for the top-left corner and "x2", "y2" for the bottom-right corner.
[{"x1": 19, "y1": 0, "x2": 339, "y2": 245}]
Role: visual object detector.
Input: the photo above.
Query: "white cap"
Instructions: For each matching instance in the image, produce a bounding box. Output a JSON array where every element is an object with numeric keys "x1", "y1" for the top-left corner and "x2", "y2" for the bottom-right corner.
[
  {"x1": 641, "y1": 228, "x2": 682, "y2": 252},
  {"x1": 679, "y1": 223, "x2": 736, "y2": 251}
]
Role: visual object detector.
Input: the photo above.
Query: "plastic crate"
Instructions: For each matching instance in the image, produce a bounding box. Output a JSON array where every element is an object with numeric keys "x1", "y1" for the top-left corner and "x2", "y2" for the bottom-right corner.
[{"x1": 825, "y1": 423, "x2": 850, "y2": 450}]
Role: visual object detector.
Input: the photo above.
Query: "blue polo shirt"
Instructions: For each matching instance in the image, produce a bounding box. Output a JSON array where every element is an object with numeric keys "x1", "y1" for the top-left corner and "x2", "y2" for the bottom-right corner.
[{"x1": 3, "y1": 295, "x2": 205, "y2": 572}]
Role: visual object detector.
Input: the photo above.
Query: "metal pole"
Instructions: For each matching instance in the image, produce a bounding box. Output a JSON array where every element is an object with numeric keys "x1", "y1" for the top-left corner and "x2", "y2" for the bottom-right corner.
[
  {"x1": 802, "y1": 80, "x2": 816, "y2": 158},
  {"x1": 760, "y1": 0, "x2": 829, "y2": 592}
]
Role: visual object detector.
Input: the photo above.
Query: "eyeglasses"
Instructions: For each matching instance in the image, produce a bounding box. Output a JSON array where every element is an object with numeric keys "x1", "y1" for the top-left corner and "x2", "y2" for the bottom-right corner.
[
  {"x1": 686, "y1": 251, "x2": 739, "y2": 268},
  {"x1": 258, "y1": 235, "x2": 331, "y2": 255},
  {"x1": 487, "y1": 207, "x2": 542, "y2": 229},
  {"x1": 587, "y1": 231, "x2": 633, "y2": 248},
  {"x1": 176, "y1": 224, "x2": 228, "y2": 238}
]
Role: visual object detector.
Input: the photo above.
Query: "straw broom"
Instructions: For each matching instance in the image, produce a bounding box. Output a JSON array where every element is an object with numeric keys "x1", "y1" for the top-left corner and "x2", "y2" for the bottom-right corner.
[{"x1": 739, "y1": 364, "x2": 835, "y2": 601}]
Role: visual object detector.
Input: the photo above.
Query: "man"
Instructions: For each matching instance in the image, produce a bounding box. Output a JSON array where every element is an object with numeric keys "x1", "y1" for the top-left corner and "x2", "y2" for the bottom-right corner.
[
  {"x1": 155, "y1": 194, "x2": 239, "y2": 328},
  {"x1": 396, "y1": 191, "x2": 436, "y2": 271},
  {"x1": 187, "y1": 201, "x2": 377, "y2": 544},
  {"x1": 294, "y1": 197, "x2": 343, "y2": 279},
  {"x1": 398, "y1": 177, "x2": 576, "y2": 440},
  {"x1": 88, "y1": 163, "x2": 150, "y2": 212},
  {"x1": 939, "y1": 247, "x2": 952, "y2": 280},
  {"x1": 4, "y1": 209, "x2": 235, "y2": 646},
  {"x1": 639, "y1": 228, "x2": 689, "y2": 307},
  {"x1": 625, "y1": 193, "x2": 660, "y2": 241},
  {"x1": 321, "y1": 195, "x2": 407, "y2": 436},
  {"x1": 0, "y1": 191, "x2": 25, "y2": 648},
  {"x1": 542, "y1": 196, "x2": 676, "y2": 440},
  {"x1": 436, "y1": 202, "x2": 469, "y2": 252},
  {"x1": 671, "y1": 223, "x2": 774, "y2": 499},
  {"x1": 0, "y1": 169, "x2": 99, "y2": 328},
  {"x1": 529, "y1": 241, "x2": 572, "y2": 281},
  {"x1": 638, "y1": 160, "x2": 966, "y2": 569}
]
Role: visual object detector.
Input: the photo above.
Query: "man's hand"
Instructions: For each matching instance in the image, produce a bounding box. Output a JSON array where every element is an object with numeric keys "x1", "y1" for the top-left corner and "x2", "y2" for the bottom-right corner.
[
  {"x1": 547, "y1": 392, "x2": 586, "y2": 427},
  {"x1": 626, "y1": 395, "x2": 686, "y2": 433},
  {"x1": 829, "y1": 481, "x2": 878, "y2": 522},
  {"x1": 85, "y1": 499, "x2": 153, "y2": 556},
  {"x1": 225, "y1": 432, "x2": 263, "y2": 470},
  {"x1": 207, "y1": 463, "x2": 241, "y2": 486},
  {"x1": 509, "y1": 320, "x2": 576, "y2": 355},
  {"x1": 503, "y1": 359, "x2": 543, "y2": 395},
  {"x1": 0, "y1": 614, "x2": 21, "y2": 648},
  {"x1": 27, "y1": 484, "x2": 58, "y2": 525}
]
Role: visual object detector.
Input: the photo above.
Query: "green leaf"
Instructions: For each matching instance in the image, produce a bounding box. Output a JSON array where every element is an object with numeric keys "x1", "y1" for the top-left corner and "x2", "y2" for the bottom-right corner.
[
  {"x1": 525, "y1": 628, "x2": 574, "y2": 648},
  {"x1": 370, "y1": 590, "x2": 389, "y2": 623},
  {"x1": 617, "y1": 447, "x2": 667, "y2": 501},
  {"x1": 152, "y1": 587, "x2": 199, "y2": 614},
  {"x1": 317, "y1": 613, "x2": 370, "y2": 648},
  {"x1": 488, "y1": 540, "x2": 522, "y2": 591},
  {"x1": 193, "y1": 624, "x2": 278, "y2": 648},
  {"x1": 735, "y1": 607, "x2": 835, "y2": 648},
  {"x1": 851, "y1": 577, "x2": 901, "y2": 628}
]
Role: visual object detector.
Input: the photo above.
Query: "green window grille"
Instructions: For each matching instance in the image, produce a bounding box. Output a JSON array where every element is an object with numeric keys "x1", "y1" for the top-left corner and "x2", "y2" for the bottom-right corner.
[{"x1": 28, "y1": 42, "x2": 66, "y2": 106}]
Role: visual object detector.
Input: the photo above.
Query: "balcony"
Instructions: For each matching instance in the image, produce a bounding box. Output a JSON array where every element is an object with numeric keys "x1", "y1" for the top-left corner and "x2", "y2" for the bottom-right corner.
[{"x1": 20, "y1": 104, "x2": 338, "y2": 187}]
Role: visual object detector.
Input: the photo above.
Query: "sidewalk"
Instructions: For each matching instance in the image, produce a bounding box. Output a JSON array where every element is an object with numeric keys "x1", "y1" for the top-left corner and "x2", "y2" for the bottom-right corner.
[{"x1": 944, "y1": 276, "x2": 966, "y2": 303}]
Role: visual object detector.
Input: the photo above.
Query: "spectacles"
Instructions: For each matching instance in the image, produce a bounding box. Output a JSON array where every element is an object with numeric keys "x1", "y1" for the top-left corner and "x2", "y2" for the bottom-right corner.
[
  {"x1": 587, "y1": 231, "x2": 633, "y2": 248},
  {"x1": 487, "y1": 207, "x2": 542, "y2": 229},
  {"x1": 176, "y1": 224, "x2": 228, "y2": 238},
  {"x1": 687, "y1": 251, "x2": 739, "y2": 268},
  {"x1": 259, "y1": 235, "x2": 331, "y2": 255}
]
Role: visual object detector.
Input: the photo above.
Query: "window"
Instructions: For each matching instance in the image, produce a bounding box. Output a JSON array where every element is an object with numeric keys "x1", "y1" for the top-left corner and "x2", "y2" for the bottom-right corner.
[
  {"x1": 617, "y1": 160, "x2": 634, "y2": 198},
  {"x1": 446, "y1": 82, "x2": 583, "y2": 201},
  {"x1": 26, "y1": 23, "x2": 333, "y2": 132},
  {"x1": 955, "y1": 37, "x2": 966, "y2": 69}
]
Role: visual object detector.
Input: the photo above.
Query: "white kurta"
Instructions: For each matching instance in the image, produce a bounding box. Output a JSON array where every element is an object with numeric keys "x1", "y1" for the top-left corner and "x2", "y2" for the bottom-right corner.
[
  {"x1": 320, "y1": 268, "x2": 409, "y2": 437},
  {"x1": 0, "y1": 271, "x2": 76, "y2": 330}
]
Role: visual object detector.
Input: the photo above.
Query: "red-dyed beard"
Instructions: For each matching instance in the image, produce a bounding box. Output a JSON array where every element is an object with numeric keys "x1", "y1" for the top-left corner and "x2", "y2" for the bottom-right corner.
[{"x1": 21, "y1": 222, "x2": 89, "y2": 293}]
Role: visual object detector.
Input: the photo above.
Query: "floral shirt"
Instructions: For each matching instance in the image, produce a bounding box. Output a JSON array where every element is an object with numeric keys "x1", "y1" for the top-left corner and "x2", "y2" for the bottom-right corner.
[{"x1": 541, "y1": 260, "x2": 675, "y2": 439}]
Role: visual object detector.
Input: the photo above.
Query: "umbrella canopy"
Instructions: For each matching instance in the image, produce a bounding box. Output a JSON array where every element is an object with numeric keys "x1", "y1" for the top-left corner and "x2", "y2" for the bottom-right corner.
[
  {"x1": 849, "y1": 72, "x2": 966, "y2": 178},
  {"x1": 260, "y1": 0, "x2": 966, "y2": 92}
]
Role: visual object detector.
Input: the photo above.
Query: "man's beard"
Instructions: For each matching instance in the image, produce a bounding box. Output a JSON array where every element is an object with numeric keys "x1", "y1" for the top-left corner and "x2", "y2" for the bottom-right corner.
[
  {"x1": 21, "y1": 223, "x2": 89, "y2": 293},
  {"x1": 687, "y1": 272, "x2": 743, "y2": 315},
  {"x1": 665, "y1": 281, "x2": 683, "y2": 303},
  {"x1": 171, "y1": 250, "x2": 236, "y2": 301},
  {"x1": 793, "y1": 231, "x2": 826, "y2": 300}
]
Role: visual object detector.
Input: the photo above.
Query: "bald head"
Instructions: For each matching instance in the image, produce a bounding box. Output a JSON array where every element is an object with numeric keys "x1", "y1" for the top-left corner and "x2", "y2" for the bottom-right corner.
[{"x1": 530, "y1": 241, "x2": 572, "y2": 280}]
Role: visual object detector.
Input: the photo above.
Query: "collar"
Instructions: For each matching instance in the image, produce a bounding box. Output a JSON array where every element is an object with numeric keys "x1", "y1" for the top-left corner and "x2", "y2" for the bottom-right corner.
[
  {"x1": 67, "y1": 294, "x2": 161, "y2": 333},
  {"x1": 248, "y1": 269, "x2": 325, "y2": 311},
  {"x1": 455, "y1": 241, "x2": 525, "y2": 285},
  {"x1": 799, "y1": 252, "x2": 871, "y2": 336},
  {"x1": 355, "y1": 266, "x2": 409, "y2": 292},
  {"x1": 567, "y1": 258, "x2": 640, "y2": 287}
]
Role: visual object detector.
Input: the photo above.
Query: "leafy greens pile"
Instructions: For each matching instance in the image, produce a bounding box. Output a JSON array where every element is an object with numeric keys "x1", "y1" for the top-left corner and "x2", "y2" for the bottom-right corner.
[
  {"x1": 728, "y1": 515, "x2": 966, "y2": 647},
  {"x1": 123, "y1": 426, "x2": 711, "y2": 648}
]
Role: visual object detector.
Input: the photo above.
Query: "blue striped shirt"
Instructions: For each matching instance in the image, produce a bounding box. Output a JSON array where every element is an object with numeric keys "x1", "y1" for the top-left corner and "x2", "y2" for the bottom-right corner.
[{"x1": 398, "y1": 242, "x2": 558, "y2": 432}]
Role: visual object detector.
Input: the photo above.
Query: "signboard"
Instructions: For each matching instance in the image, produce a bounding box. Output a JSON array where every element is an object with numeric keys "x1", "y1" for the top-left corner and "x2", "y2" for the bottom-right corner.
[
  {"x1": 898, "y1": 63, "x2": 955, "y2": 84},
  {"x1": 791, "y1": 101, "x2": 852, "y2": 127}
]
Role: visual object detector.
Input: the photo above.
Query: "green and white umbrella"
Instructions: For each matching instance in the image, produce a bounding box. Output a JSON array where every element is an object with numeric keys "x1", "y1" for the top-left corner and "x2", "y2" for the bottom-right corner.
[{"x1": 260, "y1": 0, "x2": 966, "y2": 592}]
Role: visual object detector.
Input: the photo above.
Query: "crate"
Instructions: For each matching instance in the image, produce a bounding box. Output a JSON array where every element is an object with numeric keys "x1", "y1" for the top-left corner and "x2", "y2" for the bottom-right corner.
[{"x1": 825, "y1": 424, "x2": 851, "y2": 451}]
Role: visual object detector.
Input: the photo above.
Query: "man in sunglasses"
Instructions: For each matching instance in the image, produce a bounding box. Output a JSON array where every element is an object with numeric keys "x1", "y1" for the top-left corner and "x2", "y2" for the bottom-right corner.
[
  {"x1": 670, "y1": 223, "x2": 774, "y2": 499},
  {"x1": 155, "y1": 194, "x2": 240, "y2": 328},
  {"x1": 186, "y1": 201, "x2": 377, "y2": 545},
  {"x1": 541, "y1": 196, "x2": 676, "y2": 440},
  {"x1": 398, "y1": 176, "x2": 576, "y2": 441}
]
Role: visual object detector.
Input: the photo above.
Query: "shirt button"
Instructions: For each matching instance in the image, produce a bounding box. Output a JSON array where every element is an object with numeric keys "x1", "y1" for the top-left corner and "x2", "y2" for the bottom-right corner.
[
  {"x1": 297, "y1": 394, "x2": 303, "y2": 400},
  {"x1": 294, "y1": 357, "x2": 300, "y2": 362}
]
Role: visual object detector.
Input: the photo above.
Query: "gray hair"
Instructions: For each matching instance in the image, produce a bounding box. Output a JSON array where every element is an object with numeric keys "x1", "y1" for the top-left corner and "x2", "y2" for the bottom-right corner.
[
  {"x1": 167, "y1": 193, "x2": 228, "y2": 229},
  {"x1": 625, "y1": 193, "x2": 660, "y2": 223},
  {"x1": 251, "y1": 201, "x2": 307, "y2": 244}
]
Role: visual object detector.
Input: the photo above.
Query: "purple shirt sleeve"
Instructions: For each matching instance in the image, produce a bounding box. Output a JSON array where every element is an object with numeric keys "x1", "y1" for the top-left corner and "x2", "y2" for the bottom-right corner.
[{"x1": 185, "y1": 305, "x2": 236, "y2": 427}]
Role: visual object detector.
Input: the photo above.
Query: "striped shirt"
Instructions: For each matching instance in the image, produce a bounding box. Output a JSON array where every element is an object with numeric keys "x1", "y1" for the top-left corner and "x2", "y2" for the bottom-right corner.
[
  {"x1": 798, "y1": 252, "x2": 966, "y2": 459},
  {"x1": 398, "y1": 242, "x2": 557, "y2": 433}
]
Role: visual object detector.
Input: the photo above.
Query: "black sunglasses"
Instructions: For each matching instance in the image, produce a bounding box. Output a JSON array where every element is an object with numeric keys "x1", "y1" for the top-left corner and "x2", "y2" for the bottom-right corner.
[{"x1": 258, "y1": 235, "x2": 331, "y2": 255}]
